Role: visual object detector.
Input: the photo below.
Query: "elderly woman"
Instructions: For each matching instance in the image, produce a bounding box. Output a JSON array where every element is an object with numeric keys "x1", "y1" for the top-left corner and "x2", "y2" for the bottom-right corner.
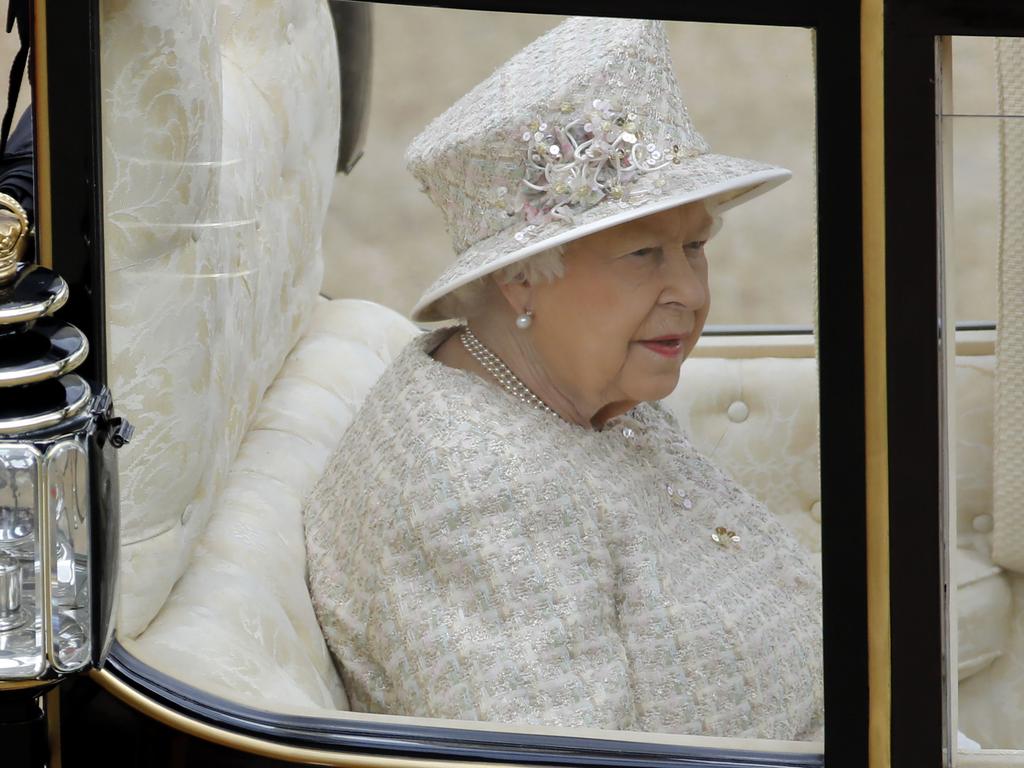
[{"x1": 304, "y1": 16, "x2": 823, "y2": 740}]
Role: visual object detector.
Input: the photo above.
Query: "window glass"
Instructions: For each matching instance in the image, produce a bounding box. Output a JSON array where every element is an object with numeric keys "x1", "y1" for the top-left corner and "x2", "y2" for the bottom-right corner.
[
  {"x1": 98, "y1": 1, "x2": 823, "y2": 753},
  {"x1": 944, "y1": 35, "x2": 1024, "y2": 754}
]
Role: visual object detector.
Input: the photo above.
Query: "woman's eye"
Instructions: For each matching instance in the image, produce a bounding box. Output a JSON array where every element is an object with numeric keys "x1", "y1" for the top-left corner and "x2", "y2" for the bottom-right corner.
[{"x1": 626, "y1": 242, "x2": 705, "y2": 258}]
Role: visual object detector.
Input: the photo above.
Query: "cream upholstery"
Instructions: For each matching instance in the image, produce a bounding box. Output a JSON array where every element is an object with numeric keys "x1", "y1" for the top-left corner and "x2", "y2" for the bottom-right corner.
[
  {"x1": 101, "y1": 0, "x2": 341, "y2": 638},
  {"x1": 662, "y1": 357, "x2": 822, "y2": 554},
  {"x1": 960, "y1": 576, "x2": 1024, "y2": 749},
  {"x1": 957, "y1": 549, "x2": 1012, "y2": 681},
  {"x1": 119, "y1": 289, "x2": 1015, "y2": 744},
  {"x1": 124, "y1": 299, "x2": 419, "y2": 711},
  {"x1": 953, "y1": 353, "x2": 1024, "y2": 749},
  {"x1": 958, "y1": 358, "x2": 997, "y2": 550}
]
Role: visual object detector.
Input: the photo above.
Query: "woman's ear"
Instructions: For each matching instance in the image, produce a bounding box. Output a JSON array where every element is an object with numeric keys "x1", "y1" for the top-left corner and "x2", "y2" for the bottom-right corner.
[{"x1": 493, "y1": 274, "x2": 532, "y2": 316}]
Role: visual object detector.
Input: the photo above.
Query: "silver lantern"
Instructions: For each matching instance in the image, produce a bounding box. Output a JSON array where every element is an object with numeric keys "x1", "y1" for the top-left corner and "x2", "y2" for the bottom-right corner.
[{"x1": 0, "y1": 193, "x2": 128, "y2": 685}]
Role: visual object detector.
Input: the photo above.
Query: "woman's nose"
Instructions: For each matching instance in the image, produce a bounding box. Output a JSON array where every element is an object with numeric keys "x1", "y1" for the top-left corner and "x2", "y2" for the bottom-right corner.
[{"x1": 661, "y1": 249, "x2": 708, "y2": 310}]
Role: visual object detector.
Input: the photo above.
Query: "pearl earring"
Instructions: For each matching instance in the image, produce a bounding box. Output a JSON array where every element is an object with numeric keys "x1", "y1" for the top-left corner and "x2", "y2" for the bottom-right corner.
[{"x1": 515, "y1": 309, "x2": 533, "y2": 330}]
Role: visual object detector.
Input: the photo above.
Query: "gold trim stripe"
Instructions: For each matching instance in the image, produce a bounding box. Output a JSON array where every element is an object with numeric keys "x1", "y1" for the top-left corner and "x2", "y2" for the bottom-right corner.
[
  {"x1": 860, "y1": 1, "x2": 891, "y2": 767},
  {"x1": 90, "y1": 668, "x2": 542, "y2": 768},
  {"x1": 46, "y1": 686, "x2": 62, "y2": 768}
]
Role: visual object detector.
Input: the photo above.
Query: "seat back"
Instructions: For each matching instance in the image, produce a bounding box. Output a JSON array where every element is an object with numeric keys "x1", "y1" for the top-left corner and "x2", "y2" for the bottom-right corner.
[
  {"x1": 124, "y1": 299, "x2": 418, "y2": 711},
  {"x1": 101, "y1": 0, "x2": 341, "y2": 638}
]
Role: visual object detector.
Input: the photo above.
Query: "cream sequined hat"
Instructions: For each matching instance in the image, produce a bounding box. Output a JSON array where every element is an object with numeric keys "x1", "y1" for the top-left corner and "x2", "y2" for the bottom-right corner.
[{"x1": 406, "y1": 15, "x2": 790, "y2": 322}]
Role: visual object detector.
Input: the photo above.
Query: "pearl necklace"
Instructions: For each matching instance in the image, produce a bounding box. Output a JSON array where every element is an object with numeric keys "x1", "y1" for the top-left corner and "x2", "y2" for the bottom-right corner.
[{"x1": 460, "y1": 328, "x2": 557, "y2": 417}]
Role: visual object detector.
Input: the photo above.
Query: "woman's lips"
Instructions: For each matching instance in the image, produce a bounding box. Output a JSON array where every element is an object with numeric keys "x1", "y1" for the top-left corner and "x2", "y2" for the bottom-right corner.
[{"x1": 638, "y1": 335, "x2": 687, "y2": 358}]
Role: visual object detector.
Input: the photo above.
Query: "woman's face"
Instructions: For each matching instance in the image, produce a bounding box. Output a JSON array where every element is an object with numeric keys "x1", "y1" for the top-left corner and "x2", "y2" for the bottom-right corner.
[{"x1": 528, "y1": 202, "x2": 714, "y2": 423}]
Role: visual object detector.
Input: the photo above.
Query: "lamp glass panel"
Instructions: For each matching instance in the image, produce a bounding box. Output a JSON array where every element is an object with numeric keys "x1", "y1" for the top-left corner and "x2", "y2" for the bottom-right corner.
[
  {"x1": 0, "y1": 443, "x2": 44, "y2": 679},
  {"x1": 46, "y1": 437, "x2": 90, "y2": 673}
]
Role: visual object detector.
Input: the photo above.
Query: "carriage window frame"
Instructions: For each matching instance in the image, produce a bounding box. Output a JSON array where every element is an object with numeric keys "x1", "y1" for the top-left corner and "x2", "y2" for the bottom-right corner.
[
  {"x1": 34, "y1": 0, "x2": 872, "y2": 766},
  {"x1": 883, "y1": 3, "x2": 1024, "y2": 767},
  {"x1": 936, "y1": 28, "x2": 1024, "y2": 764}
]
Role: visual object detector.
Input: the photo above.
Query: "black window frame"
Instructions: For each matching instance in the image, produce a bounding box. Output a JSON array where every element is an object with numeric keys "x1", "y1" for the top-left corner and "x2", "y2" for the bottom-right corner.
[
  {"x1": 38, "y1": 1, "x2": 871, "y2": 766},
  {"x1": 881, "y1": 2, "x2": 1024, "y2": 765}
]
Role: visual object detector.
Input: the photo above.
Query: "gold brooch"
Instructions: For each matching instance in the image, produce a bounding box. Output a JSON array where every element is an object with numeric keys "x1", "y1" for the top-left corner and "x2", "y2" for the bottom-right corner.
[
  {"x1": 711, "y1": 527, "x2": 740, "y2": 548},
  {"x1": 0, "y1": 192, "x2": 30, "y2": 285}
]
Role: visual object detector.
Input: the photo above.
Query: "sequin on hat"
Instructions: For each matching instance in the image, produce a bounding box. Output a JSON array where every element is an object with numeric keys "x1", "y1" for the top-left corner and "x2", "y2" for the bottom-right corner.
[{"x1": 405, "y1": 16, "x2": 791, "y2": 322}]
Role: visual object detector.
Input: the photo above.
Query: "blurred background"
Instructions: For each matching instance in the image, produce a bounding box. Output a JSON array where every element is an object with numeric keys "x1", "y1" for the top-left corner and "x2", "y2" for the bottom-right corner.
[{"x1": 0, "y1": 7, "x2": 998, "y2": 326}]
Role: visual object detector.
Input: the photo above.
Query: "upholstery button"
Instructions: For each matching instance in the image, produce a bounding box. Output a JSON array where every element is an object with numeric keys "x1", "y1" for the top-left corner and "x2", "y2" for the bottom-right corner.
[
  {"x1": 810, "y1": 501, "x2": 821, "y2": 523},
  {"x1": 972, "y1": 514, "x2": 994, "y2": 533},
  {"x1": 727, "y1": 400, "x2": 749, "y2": 423}
]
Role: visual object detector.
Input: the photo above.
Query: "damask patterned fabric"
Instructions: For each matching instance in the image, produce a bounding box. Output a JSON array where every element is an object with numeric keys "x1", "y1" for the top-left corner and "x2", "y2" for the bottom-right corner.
[
  {"x1": 101, "y1": 0, "x2": 341, "y2": 637},
  {"x1": 304, "y1": 328, "x2": 824, "y2": 740}
]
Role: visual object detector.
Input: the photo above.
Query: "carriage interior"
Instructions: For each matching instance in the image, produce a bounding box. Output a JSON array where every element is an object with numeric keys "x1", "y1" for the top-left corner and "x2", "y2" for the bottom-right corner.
[{"x1": 53, "y1": 0, "x2": 1024, "y2": 758}]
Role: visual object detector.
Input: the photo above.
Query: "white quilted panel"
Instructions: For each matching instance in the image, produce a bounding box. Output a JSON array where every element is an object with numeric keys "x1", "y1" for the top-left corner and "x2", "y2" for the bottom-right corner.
[
  {"x1": 994, "y1": 38, "x2": 1024, "y2": 574},
  {"x1": 101, "y1": 0, "x2": 341, "y2": 637},
  {"x1": 128, "y1": 299, "x2": 420, "y2": 711}
]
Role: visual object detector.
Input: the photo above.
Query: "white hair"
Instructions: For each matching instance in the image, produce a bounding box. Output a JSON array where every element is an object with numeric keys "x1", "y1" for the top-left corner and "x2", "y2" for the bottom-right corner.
[{"x1": 434, "y1": 244, "x2": 566, "y2": 321}]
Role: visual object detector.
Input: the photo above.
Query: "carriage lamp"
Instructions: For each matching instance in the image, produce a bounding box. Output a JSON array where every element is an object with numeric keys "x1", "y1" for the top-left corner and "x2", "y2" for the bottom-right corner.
[{"x1": 0, "y1": 193, "x2": 130, "y2": 684}]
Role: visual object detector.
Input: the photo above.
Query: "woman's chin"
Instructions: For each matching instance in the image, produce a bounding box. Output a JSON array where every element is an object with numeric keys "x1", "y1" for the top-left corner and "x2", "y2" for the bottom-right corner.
[{"x1": 628, "y1": 369, "x2": 683, "y2": 403}]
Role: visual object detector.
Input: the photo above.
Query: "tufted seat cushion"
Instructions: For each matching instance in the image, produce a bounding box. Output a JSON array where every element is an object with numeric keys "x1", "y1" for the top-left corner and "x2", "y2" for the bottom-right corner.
[
  {"x1": 124, "y1": 299, "x2": 419, "y2": 711},
  {"x1": 957, "y1": 548, "x2": 1012, "y2": 680}
]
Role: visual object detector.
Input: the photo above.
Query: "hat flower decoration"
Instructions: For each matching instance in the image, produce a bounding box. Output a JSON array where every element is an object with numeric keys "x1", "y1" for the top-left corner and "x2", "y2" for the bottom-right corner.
[
  {"x1": 405, "y1": 16, "x2": 791, "y2": 322},
  {"x1": 505, "y1": 97, "x2": 688, "y2": 234}
]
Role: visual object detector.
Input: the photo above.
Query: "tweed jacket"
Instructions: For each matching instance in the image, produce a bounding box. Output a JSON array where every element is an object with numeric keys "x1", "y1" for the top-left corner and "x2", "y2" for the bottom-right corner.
[{"x1": 303, "y1": 329, "x2": 824, "y2": 740}]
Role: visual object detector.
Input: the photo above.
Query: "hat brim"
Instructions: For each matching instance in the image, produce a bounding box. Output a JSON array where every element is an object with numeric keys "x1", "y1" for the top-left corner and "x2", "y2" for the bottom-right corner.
[{"x1": 411, "y1": 153, "x2": 791, "y2": 323}]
